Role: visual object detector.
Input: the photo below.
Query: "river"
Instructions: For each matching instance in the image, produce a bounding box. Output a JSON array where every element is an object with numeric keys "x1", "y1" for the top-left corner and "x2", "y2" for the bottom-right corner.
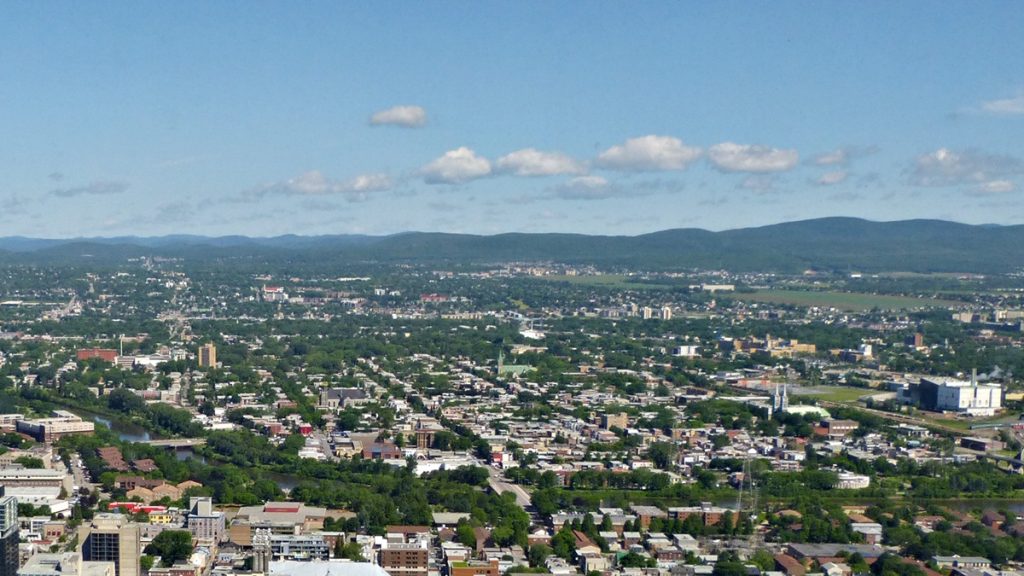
[
  {"x1": 264, "y1": 471, "x2": 301, "y2": 492},
  {"x1": 72, "y1": 409, "x2": 154, "y2": 443}
]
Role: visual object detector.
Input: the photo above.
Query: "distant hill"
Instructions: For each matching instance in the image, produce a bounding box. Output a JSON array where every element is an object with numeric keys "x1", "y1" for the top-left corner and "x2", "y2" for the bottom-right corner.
[{"x1": 1, "y1": 217, "x2": 1021, "y2": 273}]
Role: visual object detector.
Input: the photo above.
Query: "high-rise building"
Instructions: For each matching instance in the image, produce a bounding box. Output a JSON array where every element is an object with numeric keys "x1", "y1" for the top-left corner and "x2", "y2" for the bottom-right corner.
[
  {"x1": 0, "y1": 487, "x2": 18, "y2": 576},
  {"x1": 187, "y1": 497, "x2": 225, "y2": 542},
  {"x1": 79, "y1": 514, "x2": 140, "y2": 576},
  {"x1": 198, "y1": 343, "x2": 217, "y2": 369}
]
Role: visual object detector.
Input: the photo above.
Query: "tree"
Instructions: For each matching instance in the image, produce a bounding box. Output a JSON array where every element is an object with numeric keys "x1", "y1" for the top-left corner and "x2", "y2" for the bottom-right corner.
[
  {"x1": 144, "y1": 530, "x2": 194, "y2": 567},
  {"x1": 871, "y1": 553, "x2": 924, "y2": 576},
  {"x1": 720, "y1": 510, "x2": 735, "y2": 536},
  {"x1": 336, "y1": 541, "x2": 366, "y2": 561},
  {"x1": 13, "y1": 456, "x2": 44, "y2": 469},
  {"x1": 713, "y1": 552, "x2": 747, "y2": 576},
  {"x1": 550, "y1": 528, "x2": 576, "y2": 561},
  {"x1": 751, "y1": 549, "x2": 775, "y2": 572},
  {"x1": 537, "y1": 471, "x2": 558, "y2": 489},
  {"x1": 528, "y1": 544, "x2": 551, "y2": 567},
  {"x1": 456, "y1": 521, "x2": 477, "y2": 549},
  {"x1": 474, "y1": 439, "x2": 493, "y2": 460},
  {"x1": 619, "y1": 551, "x2": 656, "y2": 568},
  {"x1": 647, "y1": 442, "x2": 677, "y2": 470}
]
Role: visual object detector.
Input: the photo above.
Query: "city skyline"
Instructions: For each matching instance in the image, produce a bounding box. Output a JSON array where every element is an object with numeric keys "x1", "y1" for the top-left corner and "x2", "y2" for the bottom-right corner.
[{"x1": 1, "y1": 2, "x2": 1023, "y2": 237}]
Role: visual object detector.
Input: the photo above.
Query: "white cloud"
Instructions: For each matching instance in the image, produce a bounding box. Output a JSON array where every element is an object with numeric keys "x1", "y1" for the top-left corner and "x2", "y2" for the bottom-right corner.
[
  {"x1": 554, "y1": 176, "x2": 617, "y2": 200},
  {"x1": 810, "y1": 145, "x2": 878, "y2": 166},
  {"x1": 255, "y1": 170, "x2": 392, "y2": 201},
  {"x1": 495, "y1": 148, "x2": 584, "y2": 176},
  {"x1": 909, "y1": 148, "x2": 1023, "y2": 186},
  {"x1": 812, "y1": 149, "x2": 847, "y2": 166},
  {"x1": 816, "y1": 171, "x2": 849, "y2": 186},
  {"x1": 708, "y1": 142, "x2": 799, "y2": 172},
  {"x1": 348, "y1": 173, "x2": 394, "y2": 192},
  {"x1": 738, "y1": 174, "x2": 778, "y2": 192},
  {"x1": 50, "y1": 180, "x2": 129, "y2": 197},
  {"x1": 596, "y1": 135, "x2": 701, "y2": 171},
  {"x1": 422, "y1": 147, "x2": 492, "y2": 184},
  {"x1": 370, "y1": 105, "x2": 427, "y2": 127},
  {"x1": 981, "y1": 94, "x2": 1024, "y2": 115},
  {"x1": 968, "y1": 180, "x2": 1016, "y2": 196}
]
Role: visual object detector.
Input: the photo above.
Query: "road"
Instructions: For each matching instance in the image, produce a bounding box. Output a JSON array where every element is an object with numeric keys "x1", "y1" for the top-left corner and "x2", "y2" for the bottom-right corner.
[
  {"x1": 67, "y1": 455, "x2": 97, "y2": 495},
  {"x1": 310, "y1": 431, "x2": 338, "y2": 462},
  {"x1": 486, "y1": 466, "x2": 533, "y2": 509},
  {"x1": 816, "y1": 399, "x2": 980, "y2": 437}
]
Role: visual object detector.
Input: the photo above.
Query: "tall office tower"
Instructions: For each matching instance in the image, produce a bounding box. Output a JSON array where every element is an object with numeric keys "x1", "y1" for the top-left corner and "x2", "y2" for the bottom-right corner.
[
  {"x1": 80, "y1": 514, "x2": 140, "y2": 576},
  {"x1": 0, "y1": 488, "x2": 18, "y2": 576},
  {"x1": 198, "y1": 343, "x2": 217, "y2": 368}
]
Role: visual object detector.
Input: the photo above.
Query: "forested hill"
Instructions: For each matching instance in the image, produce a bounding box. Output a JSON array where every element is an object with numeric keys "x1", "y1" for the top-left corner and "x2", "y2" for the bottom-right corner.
[{"x1": 0, "y1": 217, "x2": 1021, "y2": 273}]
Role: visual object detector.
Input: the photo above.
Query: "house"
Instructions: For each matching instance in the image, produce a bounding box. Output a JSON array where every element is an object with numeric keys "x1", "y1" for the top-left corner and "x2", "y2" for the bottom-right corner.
[
  {"x1": 821, "y1": 563, "x2": 852, "y2": 576},
  {"x1": 133, "y1": 459, "x2": 158, "y2": 473},
  {"x1": 850, "y1": 522, "x2": 883, "y2": 545},
  {"x1": 572, "y1": 531, "x2": 601, "y2": 556},
  {"x1": 774, "y1": 554, "x2": 806, "y2": 576}
]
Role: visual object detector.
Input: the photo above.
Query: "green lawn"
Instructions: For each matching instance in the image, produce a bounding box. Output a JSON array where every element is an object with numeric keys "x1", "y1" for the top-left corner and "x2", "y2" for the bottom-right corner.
[
  {"x1": 793, "y1": 386, "x2": 873, "y2": 403},
  {"x1": 541, "y1": 274, "x2": 671, "y2": 290},
  {"x1": 733, "y1": 289, "x2": 958, "y2": 311}
]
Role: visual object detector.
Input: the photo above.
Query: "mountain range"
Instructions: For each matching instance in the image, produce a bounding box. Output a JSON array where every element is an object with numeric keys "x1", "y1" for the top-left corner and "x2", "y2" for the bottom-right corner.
[{"x1": 0, "y1": 218, "x2": 1019, "y2": 273}]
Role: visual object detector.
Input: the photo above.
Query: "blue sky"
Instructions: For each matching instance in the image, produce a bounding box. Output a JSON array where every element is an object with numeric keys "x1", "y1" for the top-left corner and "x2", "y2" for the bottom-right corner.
[{"x1": 1, "y1": 2, "x2": 1023, "y2": 237}]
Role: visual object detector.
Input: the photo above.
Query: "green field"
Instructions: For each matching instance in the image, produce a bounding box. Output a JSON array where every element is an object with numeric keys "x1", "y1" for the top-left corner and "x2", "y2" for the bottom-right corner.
[
  {"x1": 793, "y1": 386, "x2": 874, "y2": 403},
  {"x1": 541, "y1": 274, "x2": 671, "y2": 290},
  {"x1": 733, "y1": 289, "x2": 958, "y2": 311}
]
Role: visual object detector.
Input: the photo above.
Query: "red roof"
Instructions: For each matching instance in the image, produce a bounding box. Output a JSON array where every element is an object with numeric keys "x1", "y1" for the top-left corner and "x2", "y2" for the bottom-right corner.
[{"x1": 775, "y1": 554, "x2": 807, "y2": 576}]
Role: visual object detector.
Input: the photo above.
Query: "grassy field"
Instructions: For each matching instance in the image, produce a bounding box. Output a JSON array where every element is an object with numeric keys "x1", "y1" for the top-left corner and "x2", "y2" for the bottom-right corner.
[
  {"x1": 541, "y1": 274, "x2": 671, "y2": 290},
  {"x1": 733, "y1": 289, "x2": 958, "y2": 311},
  {"x1": 793, "y1": 386, "x2": 874, "y2": 403}
]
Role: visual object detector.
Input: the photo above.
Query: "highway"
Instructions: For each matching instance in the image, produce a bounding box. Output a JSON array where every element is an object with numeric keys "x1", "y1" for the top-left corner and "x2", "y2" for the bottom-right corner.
[{"x1": 486, "y1": 466, "x2": 533, "y2": 509}]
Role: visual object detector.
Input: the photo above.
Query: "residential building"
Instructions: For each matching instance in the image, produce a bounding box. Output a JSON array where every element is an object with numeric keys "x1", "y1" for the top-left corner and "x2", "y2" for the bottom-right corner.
[
  {"x1": 379, "y1": 543, "x2": 429, "y2": 576},
  {"x1": 269, "y1": 534, "x2": 329, "y2": 561},
  {"x1": 602, "y1": 413, "x2": 628, "y2": 430},
  {"x1": 76, "y1": 349, "x2": 118, "y2": 363},
  {"x1": 187, "y1": 497, "x2": 225, "y2": 542},
  {"x1": 198, "y1": 344, "x2": 217, "y2": 369}
]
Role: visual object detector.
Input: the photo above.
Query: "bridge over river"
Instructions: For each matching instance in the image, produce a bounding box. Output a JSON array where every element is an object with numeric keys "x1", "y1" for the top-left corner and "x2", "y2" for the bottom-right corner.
[{"x1": 138, "y1": 438, "x2": 207, "y2": 448}]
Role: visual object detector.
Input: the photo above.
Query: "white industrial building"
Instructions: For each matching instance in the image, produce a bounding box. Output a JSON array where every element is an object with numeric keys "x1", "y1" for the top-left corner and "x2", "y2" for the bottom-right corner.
[{"x1": 924, "y1": 376, "x2": 1002, "y2": 416}]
